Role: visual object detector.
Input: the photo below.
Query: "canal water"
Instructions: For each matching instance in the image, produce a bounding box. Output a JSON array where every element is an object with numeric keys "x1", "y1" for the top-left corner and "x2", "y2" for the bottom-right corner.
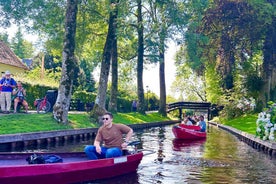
[{"x1": 42, "y1": 125, "x2": 276, "y2": 184}]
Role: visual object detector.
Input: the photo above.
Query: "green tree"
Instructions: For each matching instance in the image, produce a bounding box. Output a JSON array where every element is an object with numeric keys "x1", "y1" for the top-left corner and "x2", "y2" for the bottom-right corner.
[
  {"x1": 11, "y1": 29, "x2": 34, "y2": 59},
  {"x1": 78, "y1": 59, "x2": 96, "y2": 92},
  {"x1": 146, "y1": 0, "x2": 189, "y2": 116},
  {"x1": 262, "y1": 3, "x2": 276, "y2": 105},
  {"x1": 173, "y1": 45, "x2": 207, "y2": 102},
  {"x1": 0, "y1": 33, "x2": 9, "y2": 44},
  {"x1": 53, "y1": 0, "x2": 79, "y2": 124},
  {"x1": 108, "y1": 0, "x2": 120, "y2": 113},
  {"x1": 92, "y1": 0, "x2": 119, "y2": 120},
  {"x1": 136, "y1": 0, "x2": 146, "y2": 114},
  {"x1": 183, "y1": 0, "x2": 275, "y2": 112}
]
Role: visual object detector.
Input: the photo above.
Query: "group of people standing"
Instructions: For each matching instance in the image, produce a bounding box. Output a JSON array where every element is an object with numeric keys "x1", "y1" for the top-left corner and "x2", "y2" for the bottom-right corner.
[{"x1": 0, "y1": 70, "x2": 28, "y2": 114}]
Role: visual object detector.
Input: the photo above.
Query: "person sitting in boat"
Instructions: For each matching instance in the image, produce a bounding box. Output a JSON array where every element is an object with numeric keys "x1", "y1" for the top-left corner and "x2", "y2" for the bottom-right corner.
[
  {"x1": 193, "y1": 115, "x2": 199, "y2": 124},
  {"x1": 198, "y1": 115, "x2": 207, "y2": 132},
  {"x1": 188, "y1": 117, "x2": 197, "y2": 125},
  {"x1": 182, "y1": 117, "x2": 193, "y2": 125},
  {"x1": 84, "y1": 112, "x2": 133, "y2": 160}
]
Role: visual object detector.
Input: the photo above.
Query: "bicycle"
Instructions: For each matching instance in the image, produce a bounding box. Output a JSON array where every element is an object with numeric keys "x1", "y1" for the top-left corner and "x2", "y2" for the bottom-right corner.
[{"x1": 34, "y1": 96, "x2": 51, "y2": 114}]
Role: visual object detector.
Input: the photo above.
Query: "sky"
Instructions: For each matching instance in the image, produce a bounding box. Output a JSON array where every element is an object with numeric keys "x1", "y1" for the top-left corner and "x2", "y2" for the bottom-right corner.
[
  {"x1": 143, "y1": 42, "x2": 178, "y2": 97},
  {"x1": 0, "y1": 26, "x2": 178, "y2": 97}
]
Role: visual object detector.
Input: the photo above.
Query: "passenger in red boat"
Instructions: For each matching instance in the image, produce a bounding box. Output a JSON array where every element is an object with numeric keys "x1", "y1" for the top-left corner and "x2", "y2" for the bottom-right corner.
[
  {"x1": 188, "y1": 117, "x2": 197, "y2": 125},
  {"x1": 182, "y1": 117, "x2": 193, "y2": 125},
  {"x1": 84, "y1": 112, "x2": 133, "y2": 160},
  {"x1": 198, "y1": 115, "x2": 206, "y2": 132},
  {"x1": 193, "y1": 115, "x2": 199, "y2": 124}
]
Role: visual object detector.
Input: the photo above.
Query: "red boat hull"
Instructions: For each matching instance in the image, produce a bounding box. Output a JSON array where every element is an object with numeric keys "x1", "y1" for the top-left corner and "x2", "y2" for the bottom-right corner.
[
  {"x1": 0, "y1": 152, "x2": 143, "y2": 184},
  {"x1": 172, "y1": 124, "x2": 206, "y2": 140}
]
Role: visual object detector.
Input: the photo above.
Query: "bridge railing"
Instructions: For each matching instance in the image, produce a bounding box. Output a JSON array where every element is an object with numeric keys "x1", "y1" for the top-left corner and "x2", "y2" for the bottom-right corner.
[
  {"x1": 166, "y1": 101, "x2": 212, "y2": 120},
  {"x1": 167, "y1": 101, "x2": 211, "y2": 112}
]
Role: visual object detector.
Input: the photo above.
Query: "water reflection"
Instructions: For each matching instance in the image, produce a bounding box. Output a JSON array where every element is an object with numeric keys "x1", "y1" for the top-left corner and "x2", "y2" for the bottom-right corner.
[
  {"x1": 172, "y1": 138, "x2": 206, "y2": 151},
  {"x1": 35, "y1": 125, "x2": 276, "y2": 183}
]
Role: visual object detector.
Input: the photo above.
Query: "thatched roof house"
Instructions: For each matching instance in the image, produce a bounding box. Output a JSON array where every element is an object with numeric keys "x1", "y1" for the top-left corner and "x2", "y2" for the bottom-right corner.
[{"x1": 0, "y1": 40, "x2": 29, "y2": 75}]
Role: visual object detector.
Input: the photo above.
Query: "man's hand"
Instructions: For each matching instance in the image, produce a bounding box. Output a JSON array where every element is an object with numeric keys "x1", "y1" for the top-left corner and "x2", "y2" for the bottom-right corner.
[
  {"x1": 95, "y1": 146, "x2": 102, "y2": 154},
  {"x1": 121, "y1": 142, "x2": 128, "y2": 149}
]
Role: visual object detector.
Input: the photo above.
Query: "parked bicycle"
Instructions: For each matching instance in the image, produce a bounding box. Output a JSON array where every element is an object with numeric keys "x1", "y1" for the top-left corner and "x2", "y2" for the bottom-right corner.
[{"x1": 34, "y1": 96, "x2": 51, "y2": 114}]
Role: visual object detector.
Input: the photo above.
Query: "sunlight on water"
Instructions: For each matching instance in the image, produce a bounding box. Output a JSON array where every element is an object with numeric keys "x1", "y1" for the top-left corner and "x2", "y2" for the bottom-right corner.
[
  {"x1": 135, "y1": 126, "x2": 276, "y2": 184},
  {"x1": 40, "y1": 125, "x2": 276, "y2": 184}
]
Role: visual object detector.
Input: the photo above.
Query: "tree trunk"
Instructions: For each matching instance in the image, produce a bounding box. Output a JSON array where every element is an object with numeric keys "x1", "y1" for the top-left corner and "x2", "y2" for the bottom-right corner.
[
  {"x1": 41, "y1": 53, "x2": 45, "y2": 79},
  {"x1": 137, "y1": 0, "x2": 146, "y2": 114},
  {"x1": 261, "y1": 18, "x2": 276, "y2": 106},
  {"x1": 158, "y1": 15, "x2": 167, "y2": 116},
  {"x1": 53, "y1": 0, "x2": 78, "y2": 124},
  {"x1": 216, "y1": 33, "x2": 235, "y2": 90},
  {"x1": 108, "y1": 0, "x2": 119, "y2": 113},
  {"x1": 91, "y1": 0, "x2": 117, "y2": 121},
  {"x1": 108, "y1": 42, "x2": 118, "y2": 113},
  {"x1": 158, "y1": 38, "x2": 167, "y2": 116}
]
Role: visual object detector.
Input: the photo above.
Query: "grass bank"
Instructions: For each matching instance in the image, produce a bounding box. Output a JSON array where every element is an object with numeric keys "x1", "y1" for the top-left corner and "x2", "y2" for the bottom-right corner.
[
  {"x1": 0, "y1": 111, "x2": 258, "y2": 136},
  {"x1": 217, "y1": 113, "x2": 258, "y2": 135},
  {"x1": 0, "y1": 112, "x2": 172, "y2": 135}
]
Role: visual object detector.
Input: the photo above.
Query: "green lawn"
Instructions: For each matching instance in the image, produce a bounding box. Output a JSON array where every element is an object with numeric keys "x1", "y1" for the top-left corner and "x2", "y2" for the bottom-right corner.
[
  {"x1": 0, "y1": 112, "x2": 172, "y2": 135},
  {"x1": 0, "y1": 111, "x2": 258, "y2": 136},
  {"x1": 219, "y1": 113, "x2": 258, "y2": 135}
]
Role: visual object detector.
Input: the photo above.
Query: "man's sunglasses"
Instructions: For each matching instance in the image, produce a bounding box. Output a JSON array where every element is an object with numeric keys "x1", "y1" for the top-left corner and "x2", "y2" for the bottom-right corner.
[{"x1": 102, "y1": 117, "x2": 109, "y2": 121}]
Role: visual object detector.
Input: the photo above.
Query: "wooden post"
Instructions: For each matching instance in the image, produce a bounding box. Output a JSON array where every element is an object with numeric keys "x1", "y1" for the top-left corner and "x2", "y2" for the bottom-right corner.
[
  {"x1": 41, "y1": 53, "x2": 45, "y2": 79},
  {"x1": 178, "y1": 108, "x2": 182, "y2": 120}
]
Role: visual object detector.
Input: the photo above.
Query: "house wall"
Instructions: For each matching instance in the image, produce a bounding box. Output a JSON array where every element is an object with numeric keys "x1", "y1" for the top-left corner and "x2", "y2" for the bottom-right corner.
[{"x1": 0, "y1": 63, "x2": 27, "y2": 78}]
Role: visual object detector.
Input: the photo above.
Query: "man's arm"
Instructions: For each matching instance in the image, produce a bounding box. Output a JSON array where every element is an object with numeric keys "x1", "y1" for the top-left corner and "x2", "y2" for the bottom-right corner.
[
  {"x1": 93, "y1": 129, "x2": 102, "y2": 154},
  {"x1": 94, "y1": 139, "x2": 101, "y2": 154},
  {"x1": 124, "y1": 128, "x2": 133, "y2": 143},
  {"x1": 121, "y1": 128, "x2": 133, "y2": 149}
]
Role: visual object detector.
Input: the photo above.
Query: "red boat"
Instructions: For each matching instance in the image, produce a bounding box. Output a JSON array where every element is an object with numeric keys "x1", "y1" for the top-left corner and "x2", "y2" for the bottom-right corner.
[
  {"x1": 172, "y1": 124, "x2": 207, "y2": 140},
  {"x1": 0, "y1": 151, "x2": 143, "y2": 184}
]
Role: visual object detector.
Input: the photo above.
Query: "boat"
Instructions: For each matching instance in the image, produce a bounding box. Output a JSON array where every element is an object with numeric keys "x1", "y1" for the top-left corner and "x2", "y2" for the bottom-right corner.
[
  {"x1": 0, "y1": 151, "x2": 143, "y2": 184},
  {"x1": 172, "y1": 124, "x2": 207, "y2": 140}
]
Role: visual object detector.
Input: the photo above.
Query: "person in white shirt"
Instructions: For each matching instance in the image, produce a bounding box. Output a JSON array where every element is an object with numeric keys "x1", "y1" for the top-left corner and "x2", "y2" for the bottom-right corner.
[{"x1": 182, "y1": 117, "x2": 193, "y2": 125}]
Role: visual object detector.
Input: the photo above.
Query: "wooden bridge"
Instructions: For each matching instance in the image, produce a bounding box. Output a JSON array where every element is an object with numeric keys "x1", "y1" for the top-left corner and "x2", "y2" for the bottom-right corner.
[{"x1": 166, "y1": 101, "x2": 211, "y2": 120}]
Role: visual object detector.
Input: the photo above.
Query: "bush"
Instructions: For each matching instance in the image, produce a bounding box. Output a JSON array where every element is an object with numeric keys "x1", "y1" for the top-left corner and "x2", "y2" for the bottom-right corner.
[
  {"x1": 220, "y1": 103, "x2": 243, "y2": 120},
  {"x1": 219, "y1": 95, "x2": 256, "y2": 120},
  {"x1": 256, "y1": 102, "x2": 276, "y2": 141},
  {"x1": 72, "y1": 91, "x2": 96, "y2": 104},
  {"x1": 117, "y1": 97, "x2": 132, "y2": 113}
]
